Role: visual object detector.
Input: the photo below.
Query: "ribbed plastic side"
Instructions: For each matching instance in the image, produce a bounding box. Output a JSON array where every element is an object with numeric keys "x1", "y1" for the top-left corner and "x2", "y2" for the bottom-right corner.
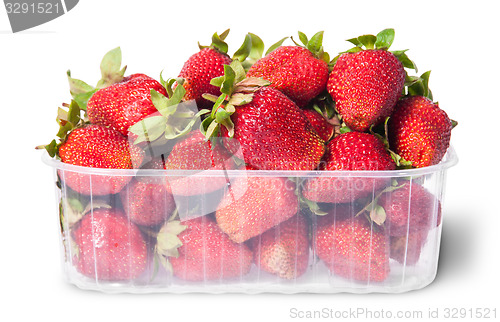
[{"x1": 46, "y1": 148, "x2": 457, "y2": 294}]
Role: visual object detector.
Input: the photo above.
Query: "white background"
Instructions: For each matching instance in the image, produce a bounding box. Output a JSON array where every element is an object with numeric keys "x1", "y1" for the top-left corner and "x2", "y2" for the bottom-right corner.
[{"x1": 1, "y1": 0, "x2": 499, "y2": 321}]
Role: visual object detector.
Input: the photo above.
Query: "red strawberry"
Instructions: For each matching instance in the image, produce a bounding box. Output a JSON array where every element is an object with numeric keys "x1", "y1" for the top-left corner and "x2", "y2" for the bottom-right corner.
[
  {"x1": 389, "y1": 96, "x2": 453, "y2": 168},
  {"x1": 302, "y1": 109, "x2": 335, "y2": 142},
  {"x1": 87, "y1": 73, "x2": 168, "y2": 136},
  {"x1": 377, "y1": 181, "x2": 442, "y2": 237},
  {"x1": 163, "y1": 130, "x2": 236, "y2": 196},
  {"x1": 202, "y1": 60, "x2": 325, "y2": 171},
  {"x1": 227, "y1": 86, "x2": 325, "y2": 170},
  {"x1": 314, "y1": 205, "x2": 390, "y2": 282},
  {"x1": 119, "y1": 177, "x2": 176, "y2": 226},
  {"x1": 215, "y1": 175, "x2": 299, "y2": 243},
  {"x1": 327, "y1": 29, "x2": 410, "y2": 132},
  {"x1": 302, "y1": 132, "x2": 396, "y2": 203},
  {"x1": 177, "y1": 31, "x2": 232, "y2": 110},
  {"x1": 247, "y1": 33, "x2": 329, "y2": 107},
  {"x1": 71, "y1": 208, "x2": 148, "y2": 281},
  {"x1": 251, "y1": 213, "x2": 309, "y2": 279},
  {"x1": 58, "y1": 124, "x2": 144, "y2": 195},
  {"x1": 158, "y1": 215, "x2": 253, "y2": 281}
]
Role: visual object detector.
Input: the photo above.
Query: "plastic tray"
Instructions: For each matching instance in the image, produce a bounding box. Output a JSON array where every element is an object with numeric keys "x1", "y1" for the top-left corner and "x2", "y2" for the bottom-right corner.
[{"x1": 42, "y1": 147, "x2": 458, "y2": 294}]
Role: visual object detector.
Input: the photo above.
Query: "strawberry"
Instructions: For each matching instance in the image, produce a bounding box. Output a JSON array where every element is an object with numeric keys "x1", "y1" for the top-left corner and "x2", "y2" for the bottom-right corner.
[
  {"x1": 314, "y1": 205, "x2": 390, "y2": 282},
  {"x1": 226, "y1": 86, "x2": 325, "y2": 170},
  {"x1": 377, "y1": 181, "x2": 442, "y2": 237},
  {"x1": 58, "y1": 124, "x2": 142, "y2": 168},
  {"x1": 302, "y1": 131, "x2": 396, "y2": 203},
  {"x1": 163, "y1": 130, "x2": 236, "y2": 196},
  {"x1": 251, "y1": 213, "x2": 309, "y2": 279},
  {"x1": 388, "y1": 95, "x2": 453, "y2": 168},
  {"x1": 302, "y1": 109, "x2": 335, "y2": 142},
  {"x1": 215, "y1": 175, "x2": 299, "y2": 243},
  {"x1": 87, "y1": 73, "x2": 168, "y2": 136},
  {"x1": 327, "y1": 29, "x2": 413, "y2": 132},
  {"x1": 119, "y1": 176, "x2": 176, "y2": 226},
  {"x1": 71, "y1": 208, "x2": 148, "y2": 281},
  {"x1": 58, "y1": 124, "x2": 144, "y2": 195},
  {"x1": 177, "y1": 30, "x2": 232, "y2": 110},
  {"x1": 202, "y1": 61, "x2": 325, "y2": 171},
  {"x1": 247, "y1": 32, "x2": 329, "y2": 107},
  {"x1": 156, "y1": 215, "x2": 253, "y2": 281}
]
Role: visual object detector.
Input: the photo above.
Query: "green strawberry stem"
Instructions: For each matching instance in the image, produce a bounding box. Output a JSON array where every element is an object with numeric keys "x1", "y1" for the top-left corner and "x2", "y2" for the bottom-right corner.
[
  {"x1": 128, "y1": 81, "x2": 210, "y2": 144},
  {"x1": 201, "y1": 60, "x2": 270, "y2": 140},
  {"x1": 66, "y1": 70, "x2": 96, "y2": 112},
  {"x1": 298, "y1": 192, "x2": 329, "y2": 216},
  {"x1": 288, "y1": 176, "x2": 329, "y2": 216},
  {"x1": 233, "y1": 32, "x2": 265, "y2": 70},
  {"x1": 67, "y1": 47, "x2": 127, "y2": 111},
  {"x1": 198, "y1": 29, "x2": 265, "y2": 71},
  {"x1": 198, "y1": 29, "x2": 230, "y2": 54},
  {"x1": 292, "y1": 31, "x2": 330, "y2": 63},
  {"x1": 265, "y1": 36, "x2": 289, "y2": 56},
  {"x1": 392, "y1": 49, "x2": 418, "y2": 72},
  {"x1": 35, "y1": 99, "x2": 86, "y2": 158},
  {"x1": 96, "y1": 47, "x2": 127, "y2": 89},
  {"x1": 153, "y1": 210, "x2": 187, "y2": 278},
  {"x1": 266, "y1": 31, "x2": 330, "y2": 63},
  {"x1": 405, "y1": 70, "x2": 433, "y2": 100},
  {"x1": 331, "y1": 29, "x2": 417, "y2": 73},
  {"x1": 346, "y1": 28, "x2": 395, "y2": 51},
  {"x1": 356, "y1": 182, "x2": 405, "y2": 225},
  {"x1": 160, "y1": 72, "x2": 184, "y2": 98}
]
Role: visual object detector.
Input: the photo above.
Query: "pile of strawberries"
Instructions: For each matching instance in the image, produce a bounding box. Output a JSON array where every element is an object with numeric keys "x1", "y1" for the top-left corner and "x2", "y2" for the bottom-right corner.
[{"x1": 39, "y1": 29, "x2": 455, "y2": 284}]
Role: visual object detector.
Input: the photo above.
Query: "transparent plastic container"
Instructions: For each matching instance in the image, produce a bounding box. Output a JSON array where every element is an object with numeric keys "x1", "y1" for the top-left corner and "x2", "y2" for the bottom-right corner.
[{"x1": 42, "y1": 146, "x2": 458, "y2": 294}]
